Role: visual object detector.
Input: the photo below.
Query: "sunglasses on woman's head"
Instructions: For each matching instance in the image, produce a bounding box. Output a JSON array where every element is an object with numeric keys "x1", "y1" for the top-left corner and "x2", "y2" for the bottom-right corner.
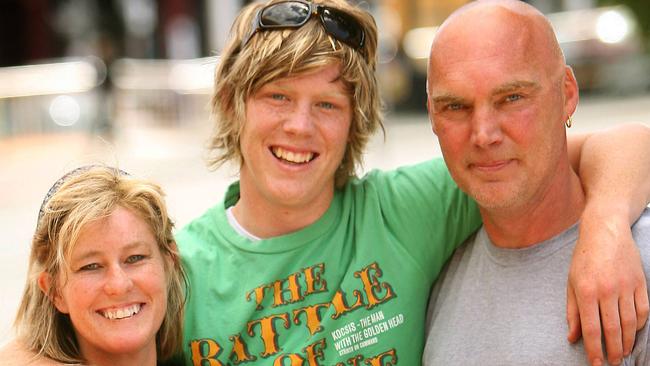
[{"x1": 242, "y1": 0, "x2": 366, "y2": 53}]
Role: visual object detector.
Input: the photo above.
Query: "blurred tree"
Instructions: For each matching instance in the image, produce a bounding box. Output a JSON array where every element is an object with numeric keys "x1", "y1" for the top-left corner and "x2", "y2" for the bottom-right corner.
[{"x1": 598, "y1": 0, "x2": 650, "y2": 47}]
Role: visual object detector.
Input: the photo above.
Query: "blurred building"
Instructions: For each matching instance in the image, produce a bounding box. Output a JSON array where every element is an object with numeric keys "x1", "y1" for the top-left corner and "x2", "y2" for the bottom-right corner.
[
  {"x1": 0, "y1": 0, "x2": 647, "y2": 136},
  {"x1": 0, "y1": 0, "x2": 245, "y2": 65},
  {"x1": 0, "y1": 0, "x2": 245, "y2": 137},
  {"x1": 378, "y1": 0, "x2": 648, "y2": 111}
]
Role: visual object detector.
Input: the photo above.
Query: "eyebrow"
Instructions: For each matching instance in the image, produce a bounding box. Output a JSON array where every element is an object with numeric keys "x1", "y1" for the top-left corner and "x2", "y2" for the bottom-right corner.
[
  {"x1": 429, "y1": 80, "x2": 541, "y2": 105},
  {"x1": 429, "y1": 93, "x2": 468, "y2": 105},
  {"x1": 269, "y1": 75, "x2": 349, "y2": 95},
  {"x1": 70, "y1": 241, "x2": 151, "y2": 264},
  {"x1": 491, "y1": 80, "x2": 541, "y2": 95}
]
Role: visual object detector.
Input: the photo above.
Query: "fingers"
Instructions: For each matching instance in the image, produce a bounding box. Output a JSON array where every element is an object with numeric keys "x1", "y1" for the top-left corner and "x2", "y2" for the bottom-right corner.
[
  {"x1": 567, "y1": 282, "x2": 582, "y2": 343},
  {"x1": 618, "y1": 295, "x2": 637, "y2": 357},
  {"x1": 618, "y1": 265, "x2": 649, "y2": 359},
  {"x1": 634, "y1": 282, "x2": 649, "y2": 331},
  {"x1": 578, "y1": 296, "x2": 605, "y2": 366},
  {"x1": 567, "y1": 217, "x2": 646, "y2": 366},
  {"x1": 574, "y1": 284, "x2": 646, "y2": 365},
  {"x1": 600, "y1": 295, "x2": 623, "y2": 365}
]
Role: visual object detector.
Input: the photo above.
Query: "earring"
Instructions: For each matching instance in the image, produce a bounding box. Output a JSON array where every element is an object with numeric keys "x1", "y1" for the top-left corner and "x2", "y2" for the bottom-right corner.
[{"x1": 565, "y1": 115, "x2": 573, "y2": 128}]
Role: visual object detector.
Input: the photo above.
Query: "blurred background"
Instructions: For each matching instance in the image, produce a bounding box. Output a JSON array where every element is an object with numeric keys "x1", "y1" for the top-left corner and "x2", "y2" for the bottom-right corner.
[{"x1": 1, "y1": 0, "x2": 649, "y2": 344}]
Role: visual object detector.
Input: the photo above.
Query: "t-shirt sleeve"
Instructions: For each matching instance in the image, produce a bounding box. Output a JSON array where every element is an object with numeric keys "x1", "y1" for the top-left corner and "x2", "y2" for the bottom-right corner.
[{"x1": 363, "y1": 158, "x2": 481, "y2": 279}]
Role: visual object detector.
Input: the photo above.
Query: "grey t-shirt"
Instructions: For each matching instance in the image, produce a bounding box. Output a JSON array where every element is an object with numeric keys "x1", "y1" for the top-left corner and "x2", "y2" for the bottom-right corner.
[{"x1": 423, "y1": 209, "x2": 650, "y2": 365}]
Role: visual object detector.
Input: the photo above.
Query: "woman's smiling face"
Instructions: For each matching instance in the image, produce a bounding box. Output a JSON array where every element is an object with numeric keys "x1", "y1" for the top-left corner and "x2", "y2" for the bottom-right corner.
[{"x1": 51, "y1": 205, "x2": 167, "y2": 362}]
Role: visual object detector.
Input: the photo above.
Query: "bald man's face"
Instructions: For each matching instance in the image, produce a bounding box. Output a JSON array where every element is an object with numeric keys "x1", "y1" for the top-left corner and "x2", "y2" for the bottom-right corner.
[{"x1": 427, "y1": 6, "x2": 578, "y2": 211}]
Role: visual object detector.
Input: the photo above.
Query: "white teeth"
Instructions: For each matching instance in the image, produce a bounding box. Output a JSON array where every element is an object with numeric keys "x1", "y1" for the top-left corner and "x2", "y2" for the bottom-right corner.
[
  {"x1": 272, "y1": 147, "x2": 314, "y2": 163},
  {"x1": 101, "y1": 304, "x2": 141, "y2": 320}
]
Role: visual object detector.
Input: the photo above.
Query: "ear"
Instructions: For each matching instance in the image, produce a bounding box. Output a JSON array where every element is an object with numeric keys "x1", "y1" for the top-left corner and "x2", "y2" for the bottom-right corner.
[
  {"x1": 38, "y1": 272, "x2": 69, "y2": 314},
  {"x1": 426, "y1": 97, "x2": 438, "y2": 135},
  {"x1": 563, "y1": 66, "x2": 579, "y2": 118}
]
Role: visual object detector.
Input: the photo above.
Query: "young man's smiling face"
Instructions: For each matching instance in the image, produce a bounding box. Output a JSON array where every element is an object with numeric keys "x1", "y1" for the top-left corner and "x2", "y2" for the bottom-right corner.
[{"x1": 239, "y1": 63, "x2": 353, "y2": 215}]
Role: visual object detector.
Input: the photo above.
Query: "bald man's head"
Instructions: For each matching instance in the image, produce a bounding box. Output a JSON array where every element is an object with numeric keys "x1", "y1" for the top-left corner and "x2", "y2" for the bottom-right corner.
[
  {"x1": 424, "y1": 0, "x2": 580, "y2": 214},
  {"x1": 428, "y1": 0, "x2": 565, "y2": 92}
]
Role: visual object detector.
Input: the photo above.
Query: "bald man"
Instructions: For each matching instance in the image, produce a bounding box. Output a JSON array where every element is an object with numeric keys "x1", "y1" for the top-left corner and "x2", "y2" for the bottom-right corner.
[{"x1": 423, "y1": 1, "x2": 650, "y2": 365}]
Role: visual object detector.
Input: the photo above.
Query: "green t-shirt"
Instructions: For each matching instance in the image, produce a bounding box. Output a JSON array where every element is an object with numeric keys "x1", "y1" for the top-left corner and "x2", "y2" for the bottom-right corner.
[{"x1": 176, "y1": 159, "x2": 480, "y2": 365}]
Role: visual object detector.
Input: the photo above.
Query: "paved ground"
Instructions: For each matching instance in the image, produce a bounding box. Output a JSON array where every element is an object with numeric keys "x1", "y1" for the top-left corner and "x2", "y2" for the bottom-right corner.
[{"x1": 1, "y1": 93, "x2": 649, "y2": 343}]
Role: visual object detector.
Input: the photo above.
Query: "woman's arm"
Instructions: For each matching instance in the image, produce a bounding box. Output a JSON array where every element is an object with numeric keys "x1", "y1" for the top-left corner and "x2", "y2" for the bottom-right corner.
[{"x1": 566, "y1": 123, "x2": 650, "y2": 366}]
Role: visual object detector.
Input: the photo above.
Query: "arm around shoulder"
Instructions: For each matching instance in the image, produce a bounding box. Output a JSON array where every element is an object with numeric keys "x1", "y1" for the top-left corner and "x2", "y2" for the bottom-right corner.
[
  {"x1": 568, "y1": 122, "x2": 650, "y2": 218},
  {"x1": 566, "y1": 122, "x2": 650, "y2": 365}
]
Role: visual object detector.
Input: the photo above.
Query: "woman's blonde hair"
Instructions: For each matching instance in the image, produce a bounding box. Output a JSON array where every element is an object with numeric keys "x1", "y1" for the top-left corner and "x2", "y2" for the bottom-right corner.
[
  {"x1": 208, "y1": 0, "x2": 383, "y2": 187},
  {"x1": 14, "y1": 165, "x2": 186, "y2": 364}
]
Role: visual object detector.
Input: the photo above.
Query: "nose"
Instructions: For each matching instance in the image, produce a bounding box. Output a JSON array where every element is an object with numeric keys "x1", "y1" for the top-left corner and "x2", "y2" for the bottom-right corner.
[
  {"x1": 103, "y1": 265, "x2": 134, "y2": 296},
  {"x1": 283, "y1": 102, "x2": 315, "y2": 136},
  {"x1": 470, "y1": 107, "x2": 503, "y2": 148}
]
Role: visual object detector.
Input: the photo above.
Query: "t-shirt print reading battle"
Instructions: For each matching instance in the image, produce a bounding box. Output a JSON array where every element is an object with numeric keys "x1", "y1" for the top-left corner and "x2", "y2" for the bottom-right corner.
[
  {"x1": 188, "y1": 262, "x2": 404, "y2": 365},
  {"x1": 177, "y1": 161, "x2": 481, "y2": 365}
]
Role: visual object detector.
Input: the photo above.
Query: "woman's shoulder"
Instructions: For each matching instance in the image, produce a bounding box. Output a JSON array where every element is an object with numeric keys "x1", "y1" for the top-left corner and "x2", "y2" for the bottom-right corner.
[{"x1": 0, "y1": 339, "x2": 66, "y2": 366}]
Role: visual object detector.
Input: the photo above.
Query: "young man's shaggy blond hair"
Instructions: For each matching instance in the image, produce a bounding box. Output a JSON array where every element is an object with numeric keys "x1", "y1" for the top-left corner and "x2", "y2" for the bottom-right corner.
[
  {"x1": 14, "y1": 166, "x2": 186, "y2": 364},
  {"x1": 208, "y1": 0, "x2": 382, "y2": 187}
]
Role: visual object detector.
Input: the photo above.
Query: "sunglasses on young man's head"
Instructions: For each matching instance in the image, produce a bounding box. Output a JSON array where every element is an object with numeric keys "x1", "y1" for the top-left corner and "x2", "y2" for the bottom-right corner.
[{"x1": 242, "y1": 0, "x2": 366, "y2": 53}]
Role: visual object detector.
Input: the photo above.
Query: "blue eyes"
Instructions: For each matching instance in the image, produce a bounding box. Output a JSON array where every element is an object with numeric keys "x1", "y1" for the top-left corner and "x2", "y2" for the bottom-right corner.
[
  {"x1": 126, "y1": 255, "x2": 146, "y2": 264},
  {"x1": 442, "y1": 94, "x2": 522, "y2": 112},
  {"x1": 80, "y1": 263, "x2": 100, "y2": 271},
  {"x1": 271, "y1": 94, "x2": 286, "y2": 101},
  {"x1": 266, "y1": 93, "x2": 337, "y2": 110},
  {"x1": 505, "y1": 94, "x2": 522, "y2": 102},
  {"x1": 77, "y1": 255, "x2": 147, "y2": 271}
]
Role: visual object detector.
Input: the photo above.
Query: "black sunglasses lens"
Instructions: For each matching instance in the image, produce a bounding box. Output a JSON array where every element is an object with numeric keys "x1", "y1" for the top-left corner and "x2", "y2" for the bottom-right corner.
[
  {"x1": 260, "y1": 2, "x2": 310, "y2": 26},
  {"x1": 321, "y1": 8, "x2": 364, "y2": 48}
]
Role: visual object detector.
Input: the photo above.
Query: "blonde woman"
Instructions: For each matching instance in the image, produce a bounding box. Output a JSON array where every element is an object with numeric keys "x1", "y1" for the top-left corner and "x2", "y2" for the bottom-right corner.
[{"x1": 0, "y1": 165, "x2": 185, "y2": 366}]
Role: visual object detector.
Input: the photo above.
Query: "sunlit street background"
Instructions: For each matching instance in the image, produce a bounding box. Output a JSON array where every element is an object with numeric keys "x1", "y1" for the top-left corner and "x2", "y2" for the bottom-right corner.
[{"x1": 1, "y1": 0, "x2": 649, "y2": 344}]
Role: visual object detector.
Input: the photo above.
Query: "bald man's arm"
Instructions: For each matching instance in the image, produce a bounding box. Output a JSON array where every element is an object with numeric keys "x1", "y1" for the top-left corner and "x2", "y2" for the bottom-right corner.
[{"x1": 566, "y1": 122, "x2": 650, "y2": 366}]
